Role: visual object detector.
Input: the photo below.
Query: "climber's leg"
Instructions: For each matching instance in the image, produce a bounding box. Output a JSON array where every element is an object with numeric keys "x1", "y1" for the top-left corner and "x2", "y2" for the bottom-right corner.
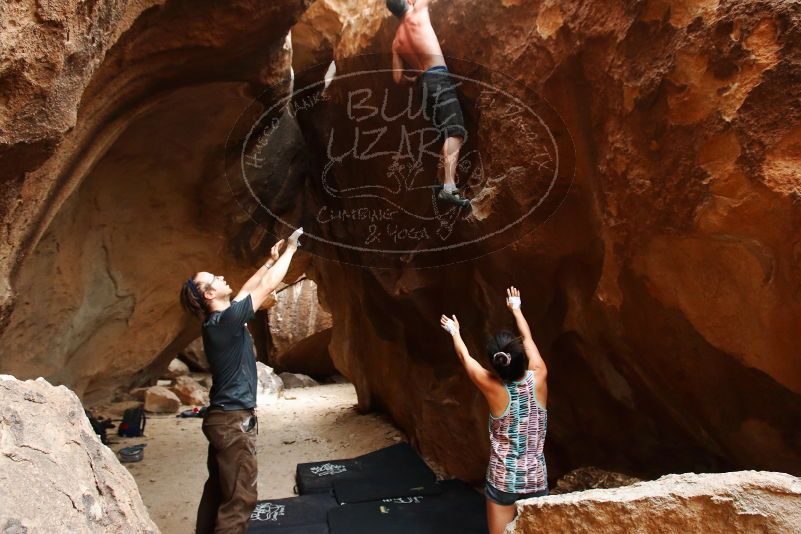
[{"x1": 420, "y1": 66, "x2": 470, "y2": 208}]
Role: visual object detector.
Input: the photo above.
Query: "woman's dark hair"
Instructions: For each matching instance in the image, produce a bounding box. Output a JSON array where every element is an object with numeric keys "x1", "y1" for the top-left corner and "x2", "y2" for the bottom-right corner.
[
  {"x1": 179, "y1": 274, "x2": 207, "y2": 319},
  {"x1": 386, "y1": 0, "x2": 410, "y2": 18},
  {"x1": 486, "y1": 331, "x2": 528, "y2": 383}
]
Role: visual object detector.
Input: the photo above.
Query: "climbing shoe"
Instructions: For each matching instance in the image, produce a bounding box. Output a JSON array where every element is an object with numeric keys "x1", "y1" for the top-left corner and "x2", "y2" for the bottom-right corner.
[{"x1": 437, "y1": 188, "x2": 471, "y2": 208}]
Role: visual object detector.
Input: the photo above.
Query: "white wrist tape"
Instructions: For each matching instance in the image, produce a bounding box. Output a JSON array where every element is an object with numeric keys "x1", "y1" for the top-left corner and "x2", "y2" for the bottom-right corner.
[
  {"x1": 289, "y1": 227, "x2": 304, "y2": 246},
  {"x1": 507, "y1": 296, "x2": 521, "y2": 309},
  {"x1": 442, "y1": 319, "x2": 457, "y2": 335}
]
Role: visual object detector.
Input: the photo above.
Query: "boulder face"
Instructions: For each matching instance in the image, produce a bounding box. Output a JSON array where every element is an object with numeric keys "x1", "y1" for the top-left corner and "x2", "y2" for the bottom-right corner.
[
  {"x1": 267, "y1": 278, "x2": 335, "y2": 377},
  {"x1": 273, "y1": 327, "x2": 336, "y2": 377},
  {"x1": 551, "y1": 467, "x2": 642, "y2": 495},
  {"x1": 0, "y1": 376, "x2": 158, "y2": 533},
  {"x1": 276, "y1": 0, "x2": 801, "y2": 480},
  {"x1": 268, "y1": 279, "x2": 333, "y2": 358},
  {"x1": 0, "y1": 82, "x2": 268, "y2": 403},
  {"x1": 256, "y1": 362, "x2": 285, "y2": 405},
  {"x1": 0, "y1": 0, "x2": 310, "y2": 402},
  {"x1": 279, "y1": 372, "x2": 320, "y2": 389},
  {"x1": 178, "y1": 338, "x2": 210, "y2": 372},
  {"x1": 2, "y1": 0, "x2": 801, "y2": 488},
  {"x1": 144, "y1": 386, "x2": 181, "y2": 413},
  {"x1": 169, "y1": 375, "x2": 209, "y2": 406},
  {"x1": 508, "y1": 471, "x2": 801, "y2": 534},
  {"x1": 163, "y1": 358, "x2": 190, "y2": 379}
]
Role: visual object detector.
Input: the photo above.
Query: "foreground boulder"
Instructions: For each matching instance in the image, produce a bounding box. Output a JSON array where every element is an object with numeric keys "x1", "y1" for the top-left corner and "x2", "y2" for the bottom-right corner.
[
  {"x1": 0, "y1": 376, "x2": 158, "y2": 533},
  {"x1": 508, "y1": 471, "x2": 801, "y2": 534},
  {"x1": 551, "y1": 466, "x2": 641, "y2": 494}
]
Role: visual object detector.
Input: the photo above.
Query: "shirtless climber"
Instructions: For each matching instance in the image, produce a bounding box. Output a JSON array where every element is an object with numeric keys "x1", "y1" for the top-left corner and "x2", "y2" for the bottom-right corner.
[{"x1": 386, "y1": 0, "x2": 470, "y2": 208}]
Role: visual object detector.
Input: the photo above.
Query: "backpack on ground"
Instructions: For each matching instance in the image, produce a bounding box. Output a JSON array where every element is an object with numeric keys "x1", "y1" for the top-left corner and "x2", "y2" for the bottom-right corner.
[{"x1": 118, "y1": 407, "x2": 146, "y2": 437}]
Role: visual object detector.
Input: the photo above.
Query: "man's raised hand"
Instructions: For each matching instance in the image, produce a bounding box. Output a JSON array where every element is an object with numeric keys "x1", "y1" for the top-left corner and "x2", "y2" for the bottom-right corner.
[
  {"x1": 506, "y1": 286, "x2": 521, "y2": 311},
  {"x1": 288, "y1": 227, "x2": 304, "y2": 249},
  {"x1": 270, "y1": 239, "x2": 285, "y2": 263}
]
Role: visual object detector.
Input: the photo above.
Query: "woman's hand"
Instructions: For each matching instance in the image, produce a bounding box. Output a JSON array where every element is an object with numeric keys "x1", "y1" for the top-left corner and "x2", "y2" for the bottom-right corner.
[
  {"x1": 506, "y1": 286, "x2": 521, "y2": 311},
  {"x1": 440, "y1": 314, "x2": 460, "y2": 336}
]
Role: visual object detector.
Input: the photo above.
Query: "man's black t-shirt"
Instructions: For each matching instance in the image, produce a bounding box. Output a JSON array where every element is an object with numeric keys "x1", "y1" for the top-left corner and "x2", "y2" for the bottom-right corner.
[{"x1": 202, "y1": 295, "x2": 257, "y2": 411}]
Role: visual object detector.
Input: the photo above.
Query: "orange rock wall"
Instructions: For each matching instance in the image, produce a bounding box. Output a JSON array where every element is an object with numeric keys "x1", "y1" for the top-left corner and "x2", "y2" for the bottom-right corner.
[{"x1": 299, "y1": 0, "x2": 801, "y2": 480}]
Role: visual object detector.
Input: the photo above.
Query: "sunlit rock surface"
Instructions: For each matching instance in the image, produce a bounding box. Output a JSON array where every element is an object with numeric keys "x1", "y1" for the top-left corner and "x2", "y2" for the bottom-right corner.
[
  {"x1": 0, "y1": 0, "x2": 309, "y2": 402},
  {"x1": 0, "y1": 376, "x2": 158, "y2": 533},
  {"x1": 2, "y1": 0, "x2": 801, "y2": 484},
  {"x1": 268, "y1": 279, "x2": 333, "y2": 362},
  {"x1": 507, "y1": 471, "x2": 801, "y2": 534},
  {"x1": 290, "y1": 0, "x2": 801, "y2": 480}
]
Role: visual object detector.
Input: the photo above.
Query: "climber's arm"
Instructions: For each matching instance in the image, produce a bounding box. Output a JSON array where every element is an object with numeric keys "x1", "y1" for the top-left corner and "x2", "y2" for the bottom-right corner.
[
  {"x1": 235, "y1": 239, "x2": 283, "y2": 301},
  {"x1": 441, "y1": 315, "x2": 495, "y2": 390},
  {"x1": 241, "y1": 228, "x2": 303, "y2": 312},
  {"x1": 506, "y1": 287, "x2": 546, "y2": 376}
]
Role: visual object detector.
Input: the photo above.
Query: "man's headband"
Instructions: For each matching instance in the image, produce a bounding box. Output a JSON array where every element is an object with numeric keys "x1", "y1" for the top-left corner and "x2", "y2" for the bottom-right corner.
[{"x1": 186, "y1": 278, "x2": 206, "y2": 305}]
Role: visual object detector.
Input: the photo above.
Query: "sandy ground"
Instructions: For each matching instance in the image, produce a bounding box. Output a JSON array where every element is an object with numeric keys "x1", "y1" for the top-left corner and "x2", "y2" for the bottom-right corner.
[{"x1": 104, "y1": 383, "x2": 405, "y2": 534}]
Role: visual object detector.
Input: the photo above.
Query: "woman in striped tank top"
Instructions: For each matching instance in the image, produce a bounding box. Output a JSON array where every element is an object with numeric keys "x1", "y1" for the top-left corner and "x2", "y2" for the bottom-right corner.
[{"x1": 440, "y1": 286, "x2": 548, "y2": 534}]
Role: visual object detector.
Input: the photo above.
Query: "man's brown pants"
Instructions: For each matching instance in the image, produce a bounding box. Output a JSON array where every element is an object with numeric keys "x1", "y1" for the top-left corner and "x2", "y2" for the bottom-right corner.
[{"x1": 195, "y1": 408, "x2": 258, "y2": 534}]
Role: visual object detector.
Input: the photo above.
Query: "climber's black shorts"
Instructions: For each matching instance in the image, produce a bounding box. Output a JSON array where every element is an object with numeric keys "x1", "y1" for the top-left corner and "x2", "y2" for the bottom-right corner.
[
  {"x1": 485, "y1": 481, "x2": 549, "y2": 506},
  {"x1": 419, "y1": 66, "x2": 466, "y2": 141}
]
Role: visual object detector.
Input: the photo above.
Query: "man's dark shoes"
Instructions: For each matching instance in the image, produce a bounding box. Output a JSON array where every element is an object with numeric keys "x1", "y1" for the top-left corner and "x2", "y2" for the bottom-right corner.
[{"x1": 437, "y1": 188, "x2": 471, "y2": 207}]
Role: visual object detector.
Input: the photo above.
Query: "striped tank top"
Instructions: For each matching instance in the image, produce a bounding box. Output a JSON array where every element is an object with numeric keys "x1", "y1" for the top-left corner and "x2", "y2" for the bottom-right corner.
[{"x1": 487, "y1": 370, "x2": 548, "y2": 493}]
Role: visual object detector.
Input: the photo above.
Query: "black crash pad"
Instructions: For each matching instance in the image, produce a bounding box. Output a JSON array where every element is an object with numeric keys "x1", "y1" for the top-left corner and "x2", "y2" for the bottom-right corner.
[
  {"x1": 333, "y1": 478, "x2": 443, "y2": 505},
  {"x1": 327, "y1": 479, "x2": 487, "y2": 534},
  {"x1": 247, "y1": 492, "x2": 338, "y2": 533},
  {"x1": 295, "y1": 443, "x2": 436, "y2": 495}
]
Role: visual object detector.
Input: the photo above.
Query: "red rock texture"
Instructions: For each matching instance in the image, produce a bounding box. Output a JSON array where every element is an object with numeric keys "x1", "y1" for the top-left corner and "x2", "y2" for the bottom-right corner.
[
  {"x1": 2, "y1": 0, "x2": 801, "y2": 485},
  {"x1": 268, "y1": 279, "x2": 333, "y2": 358},
  {"x1": 289, "y1": 0, "x2": 801, "y2": 481},
  {"x1": 273, "y1": 327, "x2": 336, "y2": 377},
  {"x1": 0, "y1": 0, "x2": 310, "y2": 402},
  {"x1": 510, "y1": 471, "x2": 801, "y2": 534}
]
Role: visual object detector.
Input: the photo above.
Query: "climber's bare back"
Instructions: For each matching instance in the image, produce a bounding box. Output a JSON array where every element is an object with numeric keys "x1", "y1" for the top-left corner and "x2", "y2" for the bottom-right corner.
[{"x1": 392, "y1": 6, "x2": 446, "y2": 73}]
